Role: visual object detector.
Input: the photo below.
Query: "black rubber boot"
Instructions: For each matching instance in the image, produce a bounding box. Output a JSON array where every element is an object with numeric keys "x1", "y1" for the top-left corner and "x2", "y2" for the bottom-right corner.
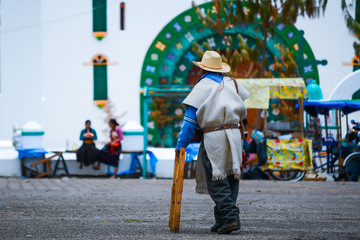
[
  {"x1": 210, "y1": 224, "x2": 222, "y2": 232},
  {"x1": 217, "y1": 221, "x2": 241, "y2": 234},
  {"x1": 210, "y1": 205, "x2": 223, "y2": 232}
]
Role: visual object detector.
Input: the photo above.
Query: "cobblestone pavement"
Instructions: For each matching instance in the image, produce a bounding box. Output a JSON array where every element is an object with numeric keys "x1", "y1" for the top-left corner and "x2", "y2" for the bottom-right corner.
[{"x1": 0, "y1": 178, "x2": 359, "y2": 240}]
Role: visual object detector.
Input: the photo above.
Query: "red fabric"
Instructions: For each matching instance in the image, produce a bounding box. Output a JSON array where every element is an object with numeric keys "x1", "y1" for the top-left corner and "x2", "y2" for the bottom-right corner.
[{"x1": 110, "y1": 130, "x2": 121, "y2": 153}]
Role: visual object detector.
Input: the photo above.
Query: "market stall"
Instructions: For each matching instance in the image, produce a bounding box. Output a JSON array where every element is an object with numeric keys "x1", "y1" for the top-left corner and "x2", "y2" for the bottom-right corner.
[
  {"x1": 238, "y1": 78, "x2": 312, "y2": 174},
  {"x1": 238, "y1": 78, "x2": 307, "y2": 135},
  {"x1": 140, "y1": 78, "x2": 312, "y2": 178}
]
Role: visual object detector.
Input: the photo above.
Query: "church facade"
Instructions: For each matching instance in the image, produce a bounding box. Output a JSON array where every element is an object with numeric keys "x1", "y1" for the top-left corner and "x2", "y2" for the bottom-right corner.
[{"x1": 0, "y1": 0, "x2": 357, "y2": 148}]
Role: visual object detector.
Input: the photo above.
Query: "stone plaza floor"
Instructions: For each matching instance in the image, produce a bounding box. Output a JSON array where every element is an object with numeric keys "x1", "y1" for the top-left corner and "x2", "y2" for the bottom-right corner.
[{"x1": 0, "y1": 178, "x2": 359, "y2": 239}]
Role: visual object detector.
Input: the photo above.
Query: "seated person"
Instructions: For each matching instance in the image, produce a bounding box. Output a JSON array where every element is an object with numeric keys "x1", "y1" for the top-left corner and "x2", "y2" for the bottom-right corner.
[
  {"x1": 344, "y1": 124, "x2": 360, "y2": 182},
  {"x1": 93, "y1": 119, "x2": 123, "y2": 179},
  {"x1": 346, "y1": 126, "x2": 360, "y2": 144},
  {"x1": 76, "y1": 120, "x2": 99, "y2": 169}
]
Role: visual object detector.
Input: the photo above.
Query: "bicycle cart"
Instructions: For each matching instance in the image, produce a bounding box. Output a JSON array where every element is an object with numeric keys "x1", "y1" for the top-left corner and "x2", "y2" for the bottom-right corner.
[{"x1": 302, "y1": 100, "x2": 360, "y2": 181}]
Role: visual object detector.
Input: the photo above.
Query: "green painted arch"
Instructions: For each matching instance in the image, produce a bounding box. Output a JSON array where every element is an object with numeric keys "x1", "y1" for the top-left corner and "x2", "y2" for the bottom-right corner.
[
  {"x1": 140, "y1": 1, "x2": 320, "y2": 147},
  {"x1": 353, "y1": 89, "x2": 360, "y2": 100},
  {"x1": 141, "y1": 2, "x2": 319, "y2": 88}
]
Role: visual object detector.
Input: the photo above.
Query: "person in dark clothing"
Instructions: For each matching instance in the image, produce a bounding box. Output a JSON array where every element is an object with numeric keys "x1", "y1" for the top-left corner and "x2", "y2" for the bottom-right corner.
[
  {"x1": 348, "y1": 124, "x2": 360, "y2": 182},
  {"x1": 76, "y1": 120, "x2": 99, "y2": 168},
  {"x1": 346, "y1": 126, "x2": 360, "y2": 144},
  {"x1": 350, "y1": 158, "x2": 360, "y2": 182},
  {"x1": 93, "y1": 119, "x2": 123, "y2": 179}
]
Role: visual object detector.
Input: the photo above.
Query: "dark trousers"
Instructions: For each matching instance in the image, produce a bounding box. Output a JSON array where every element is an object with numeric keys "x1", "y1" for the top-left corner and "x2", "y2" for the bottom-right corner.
[{"x1": 200, "y1": 143, "x2": 240, "y2": 226}]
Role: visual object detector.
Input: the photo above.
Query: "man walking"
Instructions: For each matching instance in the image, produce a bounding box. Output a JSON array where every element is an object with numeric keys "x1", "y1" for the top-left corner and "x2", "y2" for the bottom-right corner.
[{"x1": 176, "y1": 50, "x2": 249, "y2": 234}]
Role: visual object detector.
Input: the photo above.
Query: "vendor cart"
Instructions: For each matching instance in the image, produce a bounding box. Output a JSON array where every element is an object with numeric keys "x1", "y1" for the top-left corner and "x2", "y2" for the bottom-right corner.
[{"x1": 238, "y1": 78, "x2": 311, "y2": 180}]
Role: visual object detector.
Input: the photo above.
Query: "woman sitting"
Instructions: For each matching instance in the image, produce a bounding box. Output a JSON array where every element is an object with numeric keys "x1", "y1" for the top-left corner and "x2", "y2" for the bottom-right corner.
[
  {"x1": 93, "y1": 119, "x2": 123, "y2": 178},
  {"x1": 76, "y1": 120, "x2": 99, "y2": 169}
]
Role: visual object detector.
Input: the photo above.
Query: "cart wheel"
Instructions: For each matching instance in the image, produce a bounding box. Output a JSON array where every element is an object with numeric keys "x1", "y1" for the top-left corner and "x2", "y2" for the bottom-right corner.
[
  {"x1": 291, "y1": 170, "x2": 306, "y2": 181},
  {"x1": 268, "y1": 170, "x2": 305, "y2": 181},
  {"x1": 343, "y1": 152, "x2": 360, "y2": 180}
]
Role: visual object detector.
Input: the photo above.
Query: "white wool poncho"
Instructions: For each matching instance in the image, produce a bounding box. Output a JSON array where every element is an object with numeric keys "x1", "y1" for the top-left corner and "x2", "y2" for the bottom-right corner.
[{"x1": 182, "y1": 76, "x2": 250, "y2": 193}]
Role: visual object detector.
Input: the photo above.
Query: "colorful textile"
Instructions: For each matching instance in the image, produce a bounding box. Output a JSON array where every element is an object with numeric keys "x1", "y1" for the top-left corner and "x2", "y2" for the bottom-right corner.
[
  {"x1": 243, "y1": 86, "x2": 269, "y2": 109},
  {"x1": 261, "y1": 138, "x2": 311, "y2": 171},
  {"x1": 238, "y1": 78, "x2": 308, "y2": 100},
  {"x1": 111, "y1": 126, "x2": 123, "y2": 143}
]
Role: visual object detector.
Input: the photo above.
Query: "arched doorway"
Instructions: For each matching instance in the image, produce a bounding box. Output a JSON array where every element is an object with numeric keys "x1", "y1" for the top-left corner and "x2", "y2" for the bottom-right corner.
[{"x1": 140, "y1": 2, "x2": 320, "y2": 147}]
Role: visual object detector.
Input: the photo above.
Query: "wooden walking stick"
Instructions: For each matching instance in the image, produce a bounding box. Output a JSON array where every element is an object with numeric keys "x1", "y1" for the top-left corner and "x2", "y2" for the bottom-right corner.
[
  {"x1": 169, "y1": 148, "x2": 186, "y2": 232},
  {"x1": 169, "y1": 150, "x2": 180, "y2": 229}
]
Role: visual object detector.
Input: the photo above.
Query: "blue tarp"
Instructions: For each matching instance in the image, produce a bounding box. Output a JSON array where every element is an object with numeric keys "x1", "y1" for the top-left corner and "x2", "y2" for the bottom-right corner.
[
  {"x1": 342, "y1": 101, "x2": 360, "y2": 115},
  {"x1": 116, "y1": 150, "x2": 158, "y2": 175},
  {"x1": 186, "y1": 143, "x2": 200, "y2": 162},
  {"x1": 115, "y1": 145, "x2": 199, "y2": 176},
  {"x1": 17, "y1": 148, "x2": 47, "y2": 159},
  {"x1": 300, "y1": 101, "x2": 360, "y2": 117}
]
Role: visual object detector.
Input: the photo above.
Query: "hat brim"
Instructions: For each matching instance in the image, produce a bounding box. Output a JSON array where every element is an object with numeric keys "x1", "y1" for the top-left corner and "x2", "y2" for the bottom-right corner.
[{"x1": 192, "y1": 61, "x2": 231, "y2": 73}]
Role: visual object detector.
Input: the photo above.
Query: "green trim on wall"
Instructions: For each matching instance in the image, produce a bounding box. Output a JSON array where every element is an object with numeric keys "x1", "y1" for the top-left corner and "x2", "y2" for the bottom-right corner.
[
  {"x1": 93, "y1": 65, "x2": 108, "y2": 101},
  {"x1": 355, "y1": 0, "x2": 360, "y2": 33},
  {"x1": 352, "y1": 89, "x2": 360, "y2": 100},
  {"x1": 93, "y1": 0, "x2": 107, "y2": 40},
  {"x1": 354, "y1": 0, "x2": 360, "y2": 71},
  {"x1": 123, "y1": 131, "x2": 144, "y2": 135},
  {"x1": 21, "y1": 131, "x2": 45, "y2": 136},
  {"x1": 140, "y1": 2, "x2": 320, "y2": 90}
]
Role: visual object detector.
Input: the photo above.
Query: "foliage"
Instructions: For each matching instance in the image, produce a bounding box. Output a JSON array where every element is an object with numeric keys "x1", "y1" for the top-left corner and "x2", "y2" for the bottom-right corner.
[
  {"x1": 192, "y1": 33, "x2": 298, "y2": 78},
  {"x1": 270, "y1": 45, "x2": 299, "y2": 78},
  {"x1": 341, "y1": 0, "x2": 360, "y2": 57},
  {"x1": 149, "y1": 98, "x2": 182, "y2": 129},
  {"x1": 193, "y1": 0, "x2": 327, "y2": 77}
]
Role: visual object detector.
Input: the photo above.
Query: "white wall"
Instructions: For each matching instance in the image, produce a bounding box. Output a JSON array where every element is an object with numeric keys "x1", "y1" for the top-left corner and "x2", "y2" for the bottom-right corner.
[
  {"x1": 295, "y1": 1, "x2": 359, "y2": 138},
  {"x1": 0, "y1": 0, "x2": 358, "y2": 149},
  {"x1": 0, "y1": 0, "x2": 43, "y2": 139},
  {"x1": 295, "y1": 0, "x2": 356, "y2": 100},
  {"x1": 329, "y1": 70, "x2": 360, "y2": 100},
  {"x1": 1, "y1": 0, "x2": 198, "y2": 148}
]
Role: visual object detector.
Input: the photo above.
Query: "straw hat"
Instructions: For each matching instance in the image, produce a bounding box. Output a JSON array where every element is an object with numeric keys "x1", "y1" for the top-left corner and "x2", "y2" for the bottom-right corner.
[{"x1": 192, "y1": 50, "x2": 231, "y2": 73}]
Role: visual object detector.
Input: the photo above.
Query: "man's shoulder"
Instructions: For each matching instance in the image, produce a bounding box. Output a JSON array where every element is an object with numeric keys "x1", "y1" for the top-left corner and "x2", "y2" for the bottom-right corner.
[
  {"x1": 195, "y1": 77, "x2": 219, "y2": 89},
  {"x1": 183, "y1": 78, "x2": 218, "y2": 109}
]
